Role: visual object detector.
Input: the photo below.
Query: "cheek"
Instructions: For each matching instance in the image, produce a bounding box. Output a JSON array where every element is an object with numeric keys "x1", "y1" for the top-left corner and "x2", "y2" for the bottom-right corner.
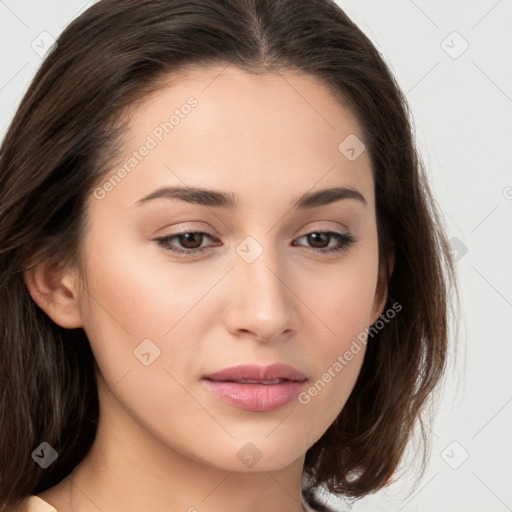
[
  {"x1": 294, "y1": 247, "x2": 378, "y2": 418},
  {"x1": 76, "y1": 238, "x2": 205, "y2": 440},
  {"x1": 77, "y1": 226, "x2": 231, "y2": 397},
  {"x1": 300, "y1": 240, "x2": 380, "y2": 343},
  {"x1": 80, "y1": 229, "x2": 199, "y2": 338},
  {"x1": 76, "y1": 233, "x2": 174, "y2": 385}
]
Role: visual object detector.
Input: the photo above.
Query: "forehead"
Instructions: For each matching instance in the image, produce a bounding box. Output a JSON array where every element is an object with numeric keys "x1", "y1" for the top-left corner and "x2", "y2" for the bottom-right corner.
[{"x1": 96, "y1": 64, "x2": 373, "y2": 211}]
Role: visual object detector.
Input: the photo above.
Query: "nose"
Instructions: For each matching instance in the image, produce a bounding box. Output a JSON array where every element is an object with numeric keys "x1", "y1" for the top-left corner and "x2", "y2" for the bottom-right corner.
[{"x1": 223, "y1": 238, "x2": 296, "y2": 343}]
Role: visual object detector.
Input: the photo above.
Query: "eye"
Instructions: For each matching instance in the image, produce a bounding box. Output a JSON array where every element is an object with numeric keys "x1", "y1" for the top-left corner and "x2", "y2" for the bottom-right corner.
[
  {"x1": 155, "y1": 230, "x2": 356, "y2": 257},
  {"x1": 293, "y1": 231, "x2": 356, "y2": 254},
  {"x1": 155, "y1": 231, "x2": 220, "y2": 255}
]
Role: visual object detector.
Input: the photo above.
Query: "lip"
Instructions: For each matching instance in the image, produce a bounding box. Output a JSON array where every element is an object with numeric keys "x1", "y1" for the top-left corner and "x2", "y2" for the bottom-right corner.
[{"x1": 202, "y1": 363, "x2": 308, "y2": 412}]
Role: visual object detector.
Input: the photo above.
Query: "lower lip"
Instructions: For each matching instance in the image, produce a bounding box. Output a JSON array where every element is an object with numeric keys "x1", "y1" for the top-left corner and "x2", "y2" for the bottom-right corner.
[{"x1": 202, "y1": 379, "x2": 307, "y2": 412}]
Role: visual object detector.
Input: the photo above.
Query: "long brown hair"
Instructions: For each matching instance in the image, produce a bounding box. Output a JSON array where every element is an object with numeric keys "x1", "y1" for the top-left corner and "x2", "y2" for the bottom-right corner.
[{"x1": 0, "y1": 0, "x2": 457, "y2": 509}]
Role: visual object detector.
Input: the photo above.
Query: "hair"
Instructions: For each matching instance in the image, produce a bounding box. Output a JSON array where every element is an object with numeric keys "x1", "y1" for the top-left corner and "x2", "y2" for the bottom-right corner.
[{"x1": 0, "y1": 0, "x2": 457, "y2": 509}]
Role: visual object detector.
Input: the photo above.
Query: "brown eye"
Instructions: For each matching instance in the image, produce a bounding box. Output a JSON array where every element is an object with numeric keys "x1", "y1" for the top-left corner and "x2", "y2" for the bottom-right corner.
[
  {"x1": 294, "y1": 231, "x2": 356, "y2": 254},
  {"x1": 306, "y1": 232, "x2": 330, "y2": 249},
  {"x1": 175, "y1": 232, "x2": 205, "y2": 250},
  {"x1": 156, "y1": 231, "x2": 219, "y2": 255}
]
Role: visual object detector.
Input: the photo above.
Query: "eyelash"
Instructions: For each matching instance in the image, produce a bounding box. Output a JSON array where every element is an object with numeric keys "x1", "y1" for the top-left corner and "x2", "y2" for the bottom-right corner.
[{"x1": 155, "y1": 230, "x2": 356, "y2": 256}]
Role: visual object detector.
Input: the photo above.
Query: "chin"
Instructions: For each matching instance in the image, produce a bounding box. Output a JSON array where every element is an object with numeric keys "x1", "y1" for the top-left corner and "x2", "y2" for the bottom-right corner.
[{"x1": 197, "y1": 436, "x2": 307, "y2": 473}]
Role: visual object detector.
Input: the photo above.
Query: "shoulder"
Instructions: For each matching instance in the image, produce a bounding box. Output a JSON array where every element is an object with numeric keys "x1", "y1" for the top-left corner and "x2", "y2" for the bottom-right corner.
[{"x1": 14, "y1": 496, "x2": 58, "y2": 512}]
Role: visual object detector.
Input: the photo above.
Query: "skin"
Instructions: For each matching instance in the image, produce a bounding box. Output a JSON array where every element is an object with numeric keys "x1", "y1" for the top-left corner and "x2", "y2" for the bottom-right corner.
[{"x1": 26, "y1": 63, "x2": 388, "y2": 512}]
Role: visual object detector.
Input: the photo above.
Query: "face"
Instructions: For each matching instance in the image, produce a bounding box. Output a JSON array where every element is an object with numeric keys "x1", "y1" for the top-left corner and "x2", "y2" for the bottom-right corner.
[{"x1": 72, "y1": 64, "x2": 385, "y2": 472}]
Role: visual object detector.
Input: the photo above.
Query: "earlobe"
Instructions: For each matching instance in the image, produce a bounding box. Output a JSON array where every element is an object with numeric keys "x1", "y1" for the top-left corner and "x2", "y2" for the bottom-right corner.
[
  {"x1": 23, "y1": 261, "x2": 84, "y2": 329},
  {"x1": 370, "y1": 282, "x2": 388, "y2": 326},
  {"x1": 370, "y1": 250, "x2": 395, "y2": 325}
]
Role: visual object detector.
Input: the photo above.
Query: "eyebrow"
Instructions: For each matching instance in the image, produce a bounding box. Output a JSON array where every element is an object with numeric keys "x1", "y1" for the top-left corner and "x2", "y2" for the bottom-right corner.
[{"x1": 133, "y1": 185, "x2": 367, "y2": 209}]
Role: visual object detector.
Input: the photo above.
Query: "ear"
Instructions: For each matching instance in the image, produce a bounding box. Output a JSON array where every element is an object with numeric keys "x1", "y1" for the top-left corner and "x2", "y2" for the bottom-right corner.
[
  {"x1": 370, "y1": 250, "x2": 395, "y2": 325},
  {"x1": 24, "y1": 260, "x2": 84, "y2": 329}
]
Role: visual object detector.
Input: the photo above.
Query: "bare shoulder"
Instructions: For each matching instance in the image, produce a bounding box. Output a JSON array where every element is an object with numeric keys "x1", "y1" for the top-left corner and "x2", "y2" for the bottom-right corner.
[
  {"x1": 11, "y1": 494, "x2": 58, "y2": 512},
  {"x1": 35, "y1": 481, "x2": 70, "y2": 512}
]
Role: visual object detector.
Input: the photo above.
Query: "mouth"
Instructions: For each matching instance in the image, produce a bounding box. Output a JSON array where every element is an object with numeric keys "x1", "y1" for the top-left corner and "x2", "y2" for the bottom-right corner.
[
  {"x1": 202, "y1": 363, "x2": 308, "y2": 412},
  {"x1": 204, "y1": 363, "x2": 307, "y2": 383},
  {"x1": 213, "y1": 378, "x2": 288, "y2": 384}
]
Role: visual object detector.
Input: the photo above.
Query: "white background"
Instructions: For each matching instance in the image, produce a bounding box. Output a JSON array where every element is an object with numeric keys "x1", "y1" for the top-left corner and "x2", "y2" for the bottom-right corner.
[{"x1": 1, "y1": 1, "x2": 511, "y2": 511}]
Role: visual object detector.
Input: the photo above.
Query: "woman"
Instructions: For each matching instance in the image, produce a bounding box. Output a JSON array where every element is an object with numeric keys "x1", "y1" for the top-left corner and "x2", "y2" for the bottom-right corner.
[{"x1": 0, "y1": 1, "x2": 456, "y2": 511}]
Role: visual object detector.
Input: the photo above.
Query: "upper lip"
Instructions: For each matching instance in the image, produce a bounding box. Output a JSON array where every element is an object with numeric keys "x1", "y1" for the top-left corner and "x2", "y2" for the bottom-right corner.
[{"x1": 204, "y1": 363, "x2": 307, "y2": 382}]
